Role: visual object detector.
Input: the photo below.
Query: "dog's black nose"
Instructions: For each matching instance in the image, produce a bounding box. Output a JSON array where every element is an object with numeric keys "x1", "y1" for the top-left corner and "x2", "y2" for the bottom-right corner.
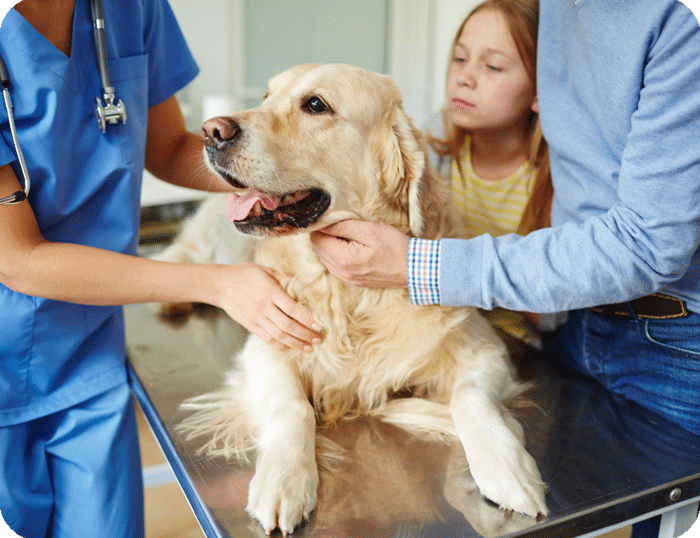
[{"x1": 202, "y1": 117, "x2": 241, "y2": 148}]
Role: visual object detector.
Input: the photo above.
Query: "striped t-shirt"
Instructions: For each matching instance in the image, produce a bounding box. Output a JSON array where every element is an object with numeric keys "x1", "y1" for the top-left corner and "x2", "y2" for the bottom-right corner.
[
  {"x1": 449, "y1": 138, "x2": 542, "y2": 347},
  {"x1": 451, "y1": 138, "x2": 536, "y2": 238}
]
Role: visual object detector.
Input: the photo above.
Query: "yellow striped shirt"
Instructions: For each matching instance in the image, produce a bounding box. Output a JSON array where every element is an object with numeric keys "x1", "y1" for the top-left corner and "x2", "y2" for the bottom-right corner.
[
  {"x1": 451, "y1": 138, "x2": 536, "y2": 238},
  {"x1": 451, "y1": 138, "x2": 542, "y2": 348}
]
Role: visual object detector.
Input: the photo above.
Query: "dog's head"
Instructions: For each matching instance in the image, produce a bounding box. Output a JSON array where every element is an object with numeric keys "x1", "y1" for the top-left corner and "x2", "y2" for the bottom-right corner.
[{"x1": 202, "y1": 63, "x2": 446, "y2": 238}]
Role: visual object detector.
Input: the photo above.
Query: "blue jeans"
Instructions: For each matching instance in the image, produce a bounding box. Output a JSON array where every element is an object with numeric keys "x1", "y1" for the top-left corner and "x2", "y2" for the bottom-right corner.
[
  {"x1": 545, "y1": 307, "x2": 700, "y2": 538},
  {"x1": 544, "y1": 307, "x2": 700, "y2": 436}
]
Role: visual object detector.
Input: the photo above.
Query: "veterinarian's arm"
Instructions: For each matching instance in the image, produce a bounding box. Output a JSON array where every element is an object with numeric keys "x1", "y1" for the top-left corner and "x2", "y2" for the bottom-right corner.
[
  {"x1": 0, "y1": 164, "x2": 321, "y2": 351},
  {"x1": 310, "y1": 221, "x2": 409, "y2": 288},
  {"x1": 144, "y1": 95, "x2": 233, "y2": 192}
]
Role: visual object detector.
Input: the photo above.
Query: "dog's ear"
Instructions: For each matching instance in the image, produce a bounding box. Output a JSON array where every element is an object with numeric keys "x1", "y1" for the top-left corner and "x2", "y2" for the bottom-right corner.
[
  {"x1": 375, "y1": 100, "x2": 448, "y2": 239},
  {"x1": 374, "y1": 102, "x2": 427, "y2": 236},
  {"x1": 395, "y1": 109, "x2": 428, "y2": 237}
]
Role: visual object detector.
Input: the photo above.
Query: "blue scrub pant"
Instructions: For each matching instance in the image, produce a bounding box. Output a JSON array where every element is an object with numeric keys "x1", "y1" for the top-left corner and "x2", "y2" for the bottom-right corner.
[{"x1": 0, "y1": 383, "x2": 144, "y2": 538}]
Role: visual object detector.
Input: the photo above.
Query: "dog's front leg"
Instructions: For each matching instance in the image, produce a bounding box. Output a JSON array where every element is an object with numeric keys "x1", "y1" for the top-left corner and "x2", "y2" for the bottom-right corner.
[
  {"x1": 450, "y1": 339, "x2": 547, "y2": 518},
  {"x1": 242, "y1": 337, "x2": 318, "y2": 536}
]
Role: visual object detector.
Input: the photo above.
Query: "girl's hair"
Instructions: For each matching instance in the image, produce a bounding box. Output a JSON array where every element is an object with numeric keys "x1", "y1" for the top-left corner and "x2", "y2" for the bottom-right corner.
[{"x1": 430, "y1": 0, "x2": 552, "y2": 235}]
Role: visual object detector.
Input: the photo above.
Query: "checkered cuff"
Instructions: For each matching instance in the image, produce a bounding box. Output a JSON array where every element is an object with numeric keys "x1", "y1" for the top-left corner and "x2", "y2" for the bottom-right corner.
[{"x1": 407, "y1": 238, "x2": 441, "y2": 305}]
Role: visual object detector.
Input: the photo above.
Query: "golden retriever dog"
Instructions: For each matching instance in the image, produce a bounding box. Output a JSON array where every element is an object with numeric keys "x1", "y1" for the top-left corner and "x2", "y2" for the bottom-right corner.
[{"x1": 160, "y1": 63, "x2": 547, "y2": 535}]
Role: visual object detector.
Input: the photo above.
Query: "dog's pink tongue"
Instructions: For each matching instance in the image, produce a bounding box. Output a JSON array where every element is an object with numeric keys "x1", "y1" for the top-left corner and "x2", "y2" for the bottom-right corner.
[{"x1": 226, "y1": 191, "x2": 282, "y2": 222}]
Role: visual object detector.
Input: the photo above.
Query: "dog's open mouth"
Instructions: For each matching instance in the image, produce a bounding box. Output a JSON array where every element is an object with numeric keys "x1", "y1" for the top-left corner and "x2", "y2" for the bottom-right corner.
[{"x1": 225, "y1": 187, "x2": 331, "y2": 234}]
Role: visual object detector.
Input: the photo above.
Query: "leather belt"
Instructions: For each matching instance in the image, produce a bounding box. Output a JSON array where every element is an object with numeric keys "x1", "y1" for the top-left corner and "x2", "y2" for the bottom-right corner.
[{"x1": 590, "y1": 293, "x2": 688, "y2": 320}]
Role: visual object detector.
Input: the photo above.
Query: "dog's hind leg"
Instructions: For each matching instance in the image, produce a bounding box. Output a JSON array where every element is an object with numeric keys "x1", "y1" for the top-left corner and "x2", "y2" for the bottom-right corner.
[
  {"x1": 241, "y1": 337, "x2": 318, "y2": 536},
  {"x1": 450, "y1": 325, "x2": 547, "y2": 518}
]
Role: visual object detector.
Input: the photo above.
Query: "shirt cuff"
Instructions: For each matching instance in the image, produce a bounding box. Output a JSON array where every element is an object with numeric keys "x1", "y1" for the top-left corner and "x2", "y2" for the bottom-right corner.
[{"x1": 407, "y1": 238, "x2": 441, "y2": 305}]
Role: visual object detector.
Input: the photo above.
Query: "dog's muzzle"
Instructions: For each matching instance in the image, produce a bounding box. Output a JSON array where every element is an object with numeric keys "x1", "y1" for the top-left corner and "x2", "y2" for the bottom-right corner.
[
  {"x1": 202, "y1": 116, "x2": 241, "y2": 150},
  {"x1": 201, "y1": 116, "x2": 248, "y2": 189}
]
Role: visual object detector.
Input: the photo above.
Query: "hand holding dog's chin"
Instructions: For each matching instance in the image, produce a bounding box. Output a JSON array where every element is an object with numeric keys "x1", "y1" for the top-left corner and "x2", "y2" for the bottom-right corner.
[{"x1": 310, "y1": 220, "x2": 409, "y2": 288}]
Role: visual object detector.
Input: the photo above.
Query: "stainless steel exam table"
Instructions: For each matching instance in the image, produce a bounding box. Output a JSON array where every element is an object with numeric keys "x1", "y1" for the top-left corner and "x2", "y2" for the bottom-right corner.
[{"x1": 125, "y1": 303, "x2": 700, "y2": 538}]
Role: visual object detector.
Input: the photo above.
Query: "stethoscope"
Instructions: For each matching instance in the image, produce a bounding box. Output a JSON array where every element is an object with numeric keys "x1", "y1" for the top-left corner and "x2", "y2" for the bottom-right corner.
[{"x1": 0, "y1": 0, "x2": 126, "y2": 205}]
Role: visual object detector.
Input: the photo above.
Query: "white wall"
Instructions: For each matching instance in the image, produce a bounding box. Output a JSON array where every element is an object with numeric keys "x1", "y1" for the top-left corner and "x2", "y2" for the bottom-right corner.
[
  {"x1": 168, "y1": 0, "x2": 240, "y2": 128},
  {"x1": 431, "y1": 0, "x2": 480, "y2": 115},
  {"x1": 387, "y1": 0, "x2": 434, "y2": 127},
  {"x1": 169, "y1": 0, "x2": 388, "y2": 127},
  {"x1": 167, "y1": 0, "x2": 481, "y2": 129}
]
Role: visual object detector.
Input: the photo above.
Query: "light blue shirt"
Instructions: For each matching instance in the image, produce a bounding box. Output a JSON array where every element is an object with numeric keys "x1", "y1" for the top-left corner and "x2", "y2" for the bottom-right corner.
[
  {"x1": 0, "y1": 0, "x2": 199, "y2": 425},
  {"x1": 427, "y1": 0, "x2": 700, "y2": 315}
]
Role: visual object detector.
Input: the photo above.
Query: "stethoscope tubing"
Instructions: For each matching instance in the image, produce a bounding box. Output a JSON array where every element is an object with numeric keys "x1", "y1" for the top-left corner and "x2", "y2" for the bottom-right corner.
[
  {"x1": 0, "y1": 0, "x2": 124, "y2": 204},
  {"x1": 90, "y1": 0, "x2": 113, "y2": 93},
  {"x1": 0, "y1": 55, "x2": 30, "y2": 205}
]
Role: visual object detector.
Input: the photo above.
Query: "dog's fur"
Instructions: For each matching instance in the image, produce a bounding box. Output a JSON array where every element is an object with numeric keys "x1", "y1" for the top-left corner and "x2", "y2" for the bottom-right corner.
[{"x1": 160, "y1": 63, "x2": 547, "y2": 535}]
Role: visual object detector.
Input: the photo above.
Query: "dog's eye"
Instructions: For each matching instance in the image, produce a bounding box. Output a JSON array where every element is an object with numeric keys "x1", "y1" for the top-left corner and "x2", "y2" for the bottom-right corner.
[{"x1": 304, "y1": 96, "x2": 330, "y2": 114}]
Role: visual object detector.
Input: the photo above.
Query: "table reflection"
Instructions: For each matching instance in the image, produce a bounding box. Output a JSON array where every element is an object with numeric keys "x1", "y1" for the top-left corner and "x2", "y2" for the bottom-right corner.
[{"x1": 125, "y1": 304, "x2": 700, "y2": 538}]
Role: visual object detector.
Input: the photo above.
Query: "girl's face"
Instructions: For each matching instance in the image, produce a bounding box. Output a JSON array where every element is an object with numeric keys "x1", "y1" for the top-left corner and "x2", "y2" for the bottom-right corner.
[{"x1": 447, "y1": 8, "x2": 537, "y2": 135}]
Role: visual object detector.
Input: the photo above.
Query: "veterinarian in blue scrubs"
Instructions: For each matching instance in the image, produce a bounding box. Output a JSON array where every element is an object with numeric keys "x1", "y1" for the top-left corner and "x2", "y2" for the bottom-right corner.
[{"x1": 0, "y1": 1, "x2": 321, "y2": 536}]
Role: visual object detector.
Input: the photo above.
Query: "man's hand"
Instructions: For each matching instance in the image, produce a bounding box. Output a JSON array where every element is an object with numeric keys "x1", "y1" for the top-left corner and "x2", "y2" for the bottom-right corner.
[{"x1": 310, "y1": 220, "x2": 409, "y2": 288}]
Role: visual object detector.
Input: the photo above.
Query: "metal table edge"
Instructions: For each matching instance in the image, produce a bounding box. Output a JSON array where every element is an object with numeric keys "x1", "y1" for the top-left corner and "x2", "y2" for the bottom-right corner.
[
  {"x1": 127, "y1": 359, "x2": 229, "y2": 538},
  {"x1": 514, "y1": 474, "x2": 700, "y2": 538}
]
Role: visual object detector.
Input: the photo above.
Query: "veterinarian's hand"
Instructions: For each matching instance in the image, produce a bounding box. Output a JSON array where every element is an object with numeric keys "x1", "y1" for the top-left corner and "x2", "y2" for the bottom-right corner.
[
  {"x1": 217, "y1": 264, "x2": 323, "y2": 351},
  {"x1": 310, "y1": 220, "x2": 409, "y2": 288}
]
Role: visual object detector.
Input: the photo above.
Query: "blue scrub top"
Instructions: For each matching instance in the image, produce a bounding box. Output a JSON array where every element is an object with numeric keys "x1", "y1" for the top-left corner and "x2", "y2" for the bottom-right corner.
[{"x1": 0, "y1": 0, "x2": 199, "y2": 426}]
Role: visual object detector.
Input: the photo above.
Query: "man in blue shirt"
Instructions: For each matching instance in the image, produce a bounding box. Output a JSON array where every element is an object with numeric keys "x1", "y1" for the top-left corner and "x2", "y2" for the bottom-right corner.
[{"x1": 311, "y1": 0, "x2": 700, "y2": 437}]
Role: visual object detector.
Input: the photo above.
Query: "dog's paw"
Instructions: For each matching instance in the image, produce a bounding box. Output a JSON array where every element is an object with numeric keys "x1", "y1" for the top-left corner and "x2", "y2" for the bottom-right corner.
[
  {"x1": 444, "y1": 469, "x2": 540, "y2": 537},
  {"x1": 470, "y1": 443, "x2": 548, "y2": 518},
  {"x1": 247, "y1": 453, "x2": 319, "y2": 535}
]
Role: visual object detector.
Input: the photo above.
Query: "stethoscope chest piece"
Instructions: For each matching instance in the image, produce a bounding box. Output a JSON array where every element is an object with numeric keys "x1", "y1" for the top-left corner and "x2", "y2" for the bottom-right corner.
[{"x1": 94, "y1": 88, "x2": 127, "y2": 133}]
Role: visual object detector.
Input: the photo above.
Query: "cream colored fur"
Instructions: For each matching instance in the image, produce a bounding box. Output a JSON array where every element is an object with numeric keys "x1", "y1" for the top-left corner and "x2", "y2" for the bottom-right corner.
[{"x1": 162, "y1": 63, "x2": 547, "y2": 535}]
